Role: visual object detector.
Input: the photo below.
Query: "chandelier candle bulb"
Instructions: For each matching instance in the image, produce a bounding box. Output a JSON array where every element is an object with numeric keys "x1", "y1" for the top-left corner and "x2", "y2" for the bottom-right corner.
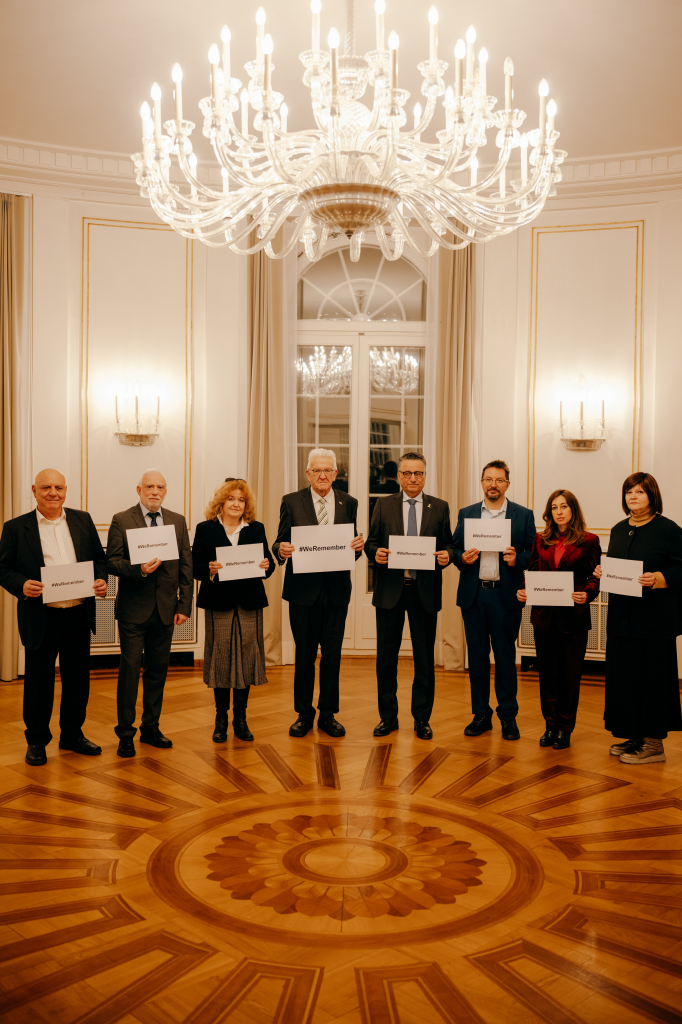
[
  {"x1": 547, "y1": 98, "x2": 556, "y2": 134},
  {"x1": 538, "y1": 78, "x2": 549, "y2": 136},
  {"x1": 375, "y1": 0, "x2": 385, "y2": 51},
  {"x1": 209, "y1": 45, "x2": 220, "y2": 100},
  {"x1": 328, "y1": 28, "x2": 339, "y2": 91},
  {"x1": 171, "y1": 64, "x2": 183, "y2": 123},
  {"x1": 256, "y1": 7, "x2": 266, "y2": 62},
  {"x1": 478, "y1": 47, "x2": 488, "y2": 96},
  {"x1": 389, "y1": 32, "x2": 399, "y2": 91},
  {"x1": 504, "y1": 56, "x2": 513, "y2": 110},
  {"x1": 240, "y1": 88, "x2": 249, "y2": 135},
  {"x1": 465, "y1": 25, "x2": 476, "y2": 84},
  {"x1": 263, "y1": 35, "x2": 273, "y2": 93},
  {"x1": 221, "y1": 167, "x2": 230, "y2": 193},
  {"x1": 221, "y1": 26, "x2": 231, "y2": 82},
  {"x1": 151, "y1": 83, "x2": 162, "y2": 140},
  {"x1": 428, "y1": 7, "x2": 438, "y2": 62},
  {"x1": 470, "y1": 155, "x2": 478, "y2": 186},
  {"x1": 140, "y1": 101, "x2": 152, "y2": 139},
  {"x1": 311, "y1": 0, "x2": 321, "y2": 52},
  {"x1": 454, "y1": 39, "x2": 465, "y2": 97},
  {"x1": 280, "y1": 102, "x2": 288, "y2": 132}
]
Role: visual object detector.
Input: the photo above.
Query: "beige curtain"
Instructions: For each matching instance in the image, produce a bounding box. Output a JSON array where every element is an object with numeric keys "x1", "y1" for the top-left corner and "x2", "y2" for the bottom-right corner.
[
  {"x1": 434, "y1": 243, "x2": 475, "y2": 670},
  {"x1": 247, "y1": 236, "x2": 286, "y2": 666},
  {"x1": 1, "y1": 194, "x2": 31, "y2": 681}
]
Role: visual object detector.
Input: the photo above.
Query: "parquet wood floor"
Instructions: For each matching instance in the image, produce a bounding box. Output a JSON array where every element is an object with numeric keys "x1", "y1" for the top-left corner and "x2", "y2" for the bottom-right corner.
[{"x1": 1, "y1": 660, "x2": 682, "y2": 1023}]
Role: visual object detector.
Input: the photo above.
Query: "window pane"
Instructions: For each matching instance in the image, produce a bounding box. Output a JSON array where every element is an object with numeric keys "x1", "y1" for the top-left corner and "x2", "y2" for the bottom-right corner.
[
  {"x1": 403, "y1": 398, "x2": 424, "y2": 447},
  {"x1": 369, "y1": 446, "x2": 402, "y2": 495},
  {"x1": 318, "y1": 396, "x2": 350, "y2": 447},
  {"x1": 370, "y1": 346, "x2": 424, "y2": 395},
  {"x1": 297, "y1": 398, "x2": 317, "y2": 445},
  {"x1": 333, "y1": 447, "x2": 350, "y2": 491}
]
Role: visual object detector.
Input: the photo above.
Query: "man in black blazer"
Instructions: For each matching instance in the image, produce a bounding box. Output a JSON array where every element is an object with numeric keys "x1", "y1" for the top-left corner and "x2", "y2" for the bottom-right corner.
[
  {"x1": 273, "y1": 448, "x2": 364, "y2": 738},
  {"x1": 0, "y1": 469, "x2": 108, "y2": 765},
  {"x1": 366, "y1": 452, "x2": 455, "y2": 740},
  {"x1": 106, "y1": 470, "x2": 193, "y2": 757},
  {"x1": 453, "y1": 460, "x2": 536, "y2": 740}
]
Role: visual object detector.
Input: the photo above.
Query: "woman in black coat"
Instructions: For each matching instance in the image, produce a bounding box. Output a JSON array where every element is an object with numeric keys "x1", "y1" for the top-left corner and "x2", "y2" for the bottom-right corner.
[
  {"x1": 192, "y1": 478, "x2": 275, "y2": 743},
  {"x1": 595, "y1": 472, "x2": 682, "y2": 764}
]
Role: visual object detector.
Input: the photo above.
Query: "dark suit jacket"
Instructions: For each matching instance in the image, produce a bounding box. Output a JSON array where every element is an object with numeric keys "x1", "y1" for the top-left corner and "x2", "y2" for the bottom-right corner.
[
  {"x1": 528, "y1": 532, "x2": 601, "y2": 632},
  {"x1": 366, "y1": 491, "x2": 455, "y2": 613},
  {"x1": 605, "y1": 515, "x2": 682, "y2": 639},
  {"x1": 272, "y1": 488, "x2": 362, "y2": 608},
  {"x1": 0, "y1": 508, "x2": 107, "y2": 649},
  {"x1": 193, "y1": 518, "x2": 276, "y2": 611},
  {"x1": 106, "y1": 505, "x2": 193, "y2": 626},
  {"x1": 453, "y1": 500, "x2": 537, "y2": 611}
]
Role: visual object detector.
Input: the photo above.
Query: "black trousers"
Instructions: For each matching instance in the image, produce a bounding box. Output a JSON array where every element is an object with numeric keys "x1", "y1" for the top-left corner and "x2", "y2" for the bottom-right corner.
[
  {"x1": 461, "y1": 586, "x2": 521, "y2": 719},
  {"x1": 115, "y1": 606, "x2": 175, "y2": 739},
  {"x1": 376, "y1": 582, "x2": 438, "y2": 723},
  {"x1": 23, "y1": 604, "x2": 92, "y2": 746},
  {"x1": 533, "y1": 626, "x2": 588, "y2": 733},
  {"x1": 214, "y1": 687, "x2": 249, "y2": 711},
  {"x1": 289, "y1": 585, "x2": 348, "y2": 716}
]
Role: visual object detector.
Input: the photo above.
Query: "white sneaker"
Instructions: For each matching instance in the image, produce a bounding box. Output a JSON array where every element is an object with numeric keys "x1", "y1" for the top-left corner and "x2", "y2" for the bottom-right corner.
[
  {"x1": 609, "y1": 739, "x2": 637, "y2": 756},
  {"x1": 619, "y1": 738, "x2": 666, "y2": 764}
]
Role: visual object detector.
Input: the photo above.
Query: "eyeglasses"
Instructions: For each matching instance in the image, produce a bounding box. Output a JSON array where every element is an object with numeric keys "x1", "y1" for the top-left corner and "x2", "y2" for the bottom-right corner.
[
  {"x1": 309, "y1": 469, "x2": 334, "y2": 476},
  {"x1": 482, "y1": 477, "x2": 507, "y2": 486},
  {"x1": 399, "y1": 471, "x2": 425, "y2": 480}
]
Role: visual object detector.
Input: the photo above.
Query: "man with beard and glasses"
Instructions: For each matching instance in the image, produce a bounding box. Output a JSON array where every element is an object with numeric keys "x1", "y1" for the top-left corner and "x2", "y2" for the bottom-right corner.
[{"x1": 453, "y1": 460, "x2": 536, "y2": 740}]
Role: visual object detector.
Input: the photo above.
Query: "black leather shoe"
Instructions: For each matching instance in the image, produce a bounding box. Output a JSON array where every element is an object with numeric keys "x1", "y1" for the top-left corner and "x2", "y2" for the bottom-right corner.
[
  {"x1": 213, "y1": 712, "x2": 228, "y2": 743},
  {"x1": 318, "y1": 714, "x2": 346, "y2": 738},
  {"x1": 373, "y1": 718, "x2": 399, "y2": 737},
  {"x1": 539, "y1": 728, "x2": 556, "y2": 747},
  {"x1": 233, "y1": 712, "x2": 254, "y2": 742},
  {"x1": 117, "y1": 737, "x2": 136, "y2": 758},
  {"x1": 59, "y1": 737, "x2": 102, "y2": 756},
  {"x1": 25, "y1": 744, "x2": 47, "y2": 766},
  {"x1": 414, "y1": 721, "x2": 433, "y2": 740},
  {"x1": 553, "y1": 729, "x2": 571, "y2": 749},
  {"x1": 464, "y1": 714, "x2": 492, "y2": 736},
  {"x1": 289, "y1": 714, "x2": 315, "y2": 737},
  {"x1": 501, "y1": 717, "x2": 520, "y2": 741},
  {"x1": 139, "y1": 727, "x2": 172, "y2": 749}
]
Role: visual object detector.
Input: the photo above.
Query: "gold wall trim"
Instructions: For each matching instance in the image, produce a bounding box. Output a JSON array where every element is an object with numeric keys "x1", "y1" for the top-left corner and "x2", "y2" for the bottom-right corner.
[
  {"x1": 526, "y1": 220, "x2": 644, "y2": 533},
  {"x1": 80, "y1": 217, "x2": 194, "y2": 530}
]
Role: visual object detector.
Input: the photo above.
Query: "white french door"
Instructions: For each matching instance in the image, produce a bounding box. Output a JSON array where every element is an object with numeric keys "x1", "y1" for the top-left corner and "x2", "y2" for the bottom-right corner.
[{"x1": 294, "y1": 320, "x2": 429, "y2": 655}]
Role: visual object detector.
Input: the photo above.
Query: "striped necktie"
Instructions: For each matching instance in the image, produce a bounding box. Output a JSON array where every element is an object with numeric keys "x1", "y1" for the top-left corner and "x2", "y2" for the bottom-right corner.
[{"x1": 317, "y1": 499, "x2": 328, "y2": 526}]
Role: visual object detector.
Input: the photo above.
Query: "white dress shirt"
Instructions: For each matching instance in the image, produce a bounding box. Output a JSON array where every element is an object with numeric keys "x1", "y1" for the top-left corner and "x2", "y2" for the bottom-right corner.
[
  {"x1": 402, "y1": 491, "x2": 424, "y2": 578},
  {"x1": 479, "y1": 498, "x2": 508, "y2": 581},
  {"x1": 210, "y1": 517, "x2": 246, "y2": 579},
  {"x1": 139, "y1": 501, "x2": 164, "y2": 527},
  {"x1": 311, "y1": 487, "x2": 336, "y2": 525},
  {"x1": 36, "y1": 508, "x2": 82, "y2": 608}
]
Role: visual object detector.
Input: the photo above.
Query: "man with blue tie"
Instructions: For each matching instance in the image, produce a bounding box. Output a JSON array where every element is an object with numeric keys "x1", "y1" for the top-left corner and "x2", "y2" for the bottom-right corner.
[
  {"x1": 367, "y1": 452, "x2": 455, "y2": 740},
  {"x1": 453, "y1": 460, "x2": 536, "y2": 740}
]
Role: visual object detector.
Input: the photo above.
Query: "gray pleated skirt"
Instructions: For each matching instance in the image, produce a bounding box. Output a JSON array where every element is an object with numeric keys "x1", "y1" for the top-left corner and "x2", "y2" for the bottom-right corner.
[{"x1": 203, "y1": 607, "x2": 268, "y2": 689}]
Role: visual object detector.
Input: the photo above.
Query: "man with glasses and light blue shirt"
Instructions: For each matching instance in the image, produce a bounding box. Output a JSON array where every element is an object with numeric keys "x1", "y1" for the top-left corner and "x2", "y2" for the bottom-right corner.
[{"x1": 453, "y1": 460, "x2": 536, "y2": 740}]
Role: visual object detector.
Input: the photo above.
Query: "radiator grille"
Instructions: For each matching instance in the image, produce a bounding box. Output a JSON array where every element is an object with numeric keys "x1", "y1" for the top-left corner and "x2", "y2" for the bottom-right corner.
[{"x1": 90, "y1": 575, "x2": 197, "y2": 647}]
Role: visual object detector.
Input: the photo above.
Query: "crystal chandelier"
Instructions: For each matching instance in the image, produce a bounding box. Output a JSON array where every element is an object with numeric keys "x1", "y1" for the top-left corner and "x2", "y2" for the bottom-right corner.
[
  {"x1": 297, "y1": 345, "x2": 352, "y2": 395},
  {"x1": 132, "y1": 0, "x2": 566, "y2": 263},
  {"x1": 370, "y1": 347, "x2": 419, "y2": 393}
]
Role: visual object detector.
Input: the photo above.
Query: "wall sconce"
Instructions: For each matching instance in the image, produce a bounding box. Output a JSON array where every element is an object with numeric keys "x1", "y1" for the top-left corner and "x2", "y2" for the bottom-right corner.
[
  {"x1": 115, "y1": 384, "x2": 160, "y2": 446},
  {"x1": 559, "y1": 399, "x2": 606, "y2": 451}
]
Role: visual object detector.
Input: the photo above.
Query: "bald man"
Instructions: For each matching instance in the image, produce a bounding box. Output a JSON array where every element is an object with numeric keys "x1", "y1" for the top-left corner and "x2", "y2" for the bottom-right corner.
[
  {"x1": 106, "y1": 470, "x2": 192, "y2": 756},
  {"x1": 0, "y1": 469, "x2": 108, "y2": 765}
]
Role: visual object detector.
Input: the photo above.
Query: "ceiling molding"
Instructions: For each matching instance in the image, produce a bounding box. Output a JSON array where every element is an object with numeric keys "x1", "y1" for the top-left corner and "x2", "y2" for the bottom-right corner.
[{"x1": 1, "y1": 134, "x2": 681, "y2": 203}]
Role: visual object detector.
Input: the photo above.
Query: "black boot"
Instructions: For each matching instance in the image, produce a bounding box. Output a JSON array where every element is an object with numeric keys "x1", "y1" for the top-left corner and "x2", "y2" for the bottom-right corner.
[
  {"x1": 233, "y1": 711, "x2": 253, "y2": 742},
  {"x1": 213, "y1": 711, "x2": 228, "y2": 743}
]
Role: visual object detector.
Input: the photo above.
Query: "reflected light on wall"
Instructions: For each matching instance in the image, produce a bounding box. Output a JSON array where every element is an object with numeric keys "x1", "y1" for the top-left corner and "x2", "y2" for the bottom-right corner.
[{"x1": 115, "y1": 380, "x2": 160, "y2": 446}]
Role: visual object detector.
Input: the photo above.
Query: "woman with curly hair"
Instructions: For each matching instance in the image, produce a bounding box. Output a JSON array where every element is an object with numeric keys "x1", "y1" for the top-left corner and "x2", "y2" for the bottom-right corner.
[
  {"x1": 192, "y1": 478, "x2": 276, "y2": 742},
  {"x1": 518, "y1": 489, "x2": 601, "y2": 749}
]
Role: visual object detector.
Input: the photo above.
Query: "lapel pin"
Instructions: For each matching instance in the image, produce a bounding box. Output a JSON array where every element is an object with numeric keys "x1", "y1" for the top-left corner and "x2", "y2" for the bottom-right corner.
[{"x1": 428, "y1": 503, "x2": 432, "y2": 508}]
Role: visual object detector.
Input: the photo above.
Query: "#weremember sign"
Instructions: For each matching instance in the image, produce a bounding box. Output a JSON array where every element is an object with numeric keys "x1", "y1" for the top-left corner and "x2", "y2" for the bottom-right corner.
[
  {"x1": 525, "y1": 570, "x2": 574, "y2": 607},
  {"x1": 216, "y1": 543, "x2": 265, "y2": 582},
  {"x1": 600, "y1": 556, "x2": 643, "y2": 598},
  {"x1": 41, "y1": 561, "x2": 95, "y2": 603},
  {"x1": 388, "y1": 534, "x2": 436, "y2": 571},
  {"x1": 464, "y1": 517, "x2": 511, "y2": 552},
  {"x1": 291, "y1": 523, "x2": 355, "y2": 574},
  {"x1": 126, "y1": 524, "x2": 179, "y2": 565}
]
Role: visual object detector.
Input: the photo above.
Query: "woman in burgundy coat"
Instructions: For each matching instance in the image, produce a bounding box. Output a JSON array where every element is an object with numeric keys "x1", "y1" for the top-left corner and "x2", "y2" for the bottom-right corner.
[{"x1": 517, "y1": 489, "x2": 601, "y2": 749}]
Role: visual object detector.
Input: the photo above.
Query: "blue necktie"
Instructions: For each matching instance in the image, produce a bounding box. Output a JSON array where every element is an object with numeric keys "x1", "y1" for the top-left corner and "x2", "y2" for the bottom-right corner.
[
  {"x1": 407, "y1": 499, "x2": 417, "y2": 580},
  {"x1": 148, "y1": 512, "x2": 159, "y2": 527}
]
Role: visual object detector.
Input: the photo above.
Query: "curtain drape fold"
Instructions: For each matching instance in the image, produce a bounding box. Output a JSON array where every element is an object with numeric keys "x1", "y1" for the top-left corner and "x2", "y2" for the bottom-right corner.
[
  {"x1": 1, "y1": 194, "x2": 31, "y2": 681},
  {"x1": 434, "y1": 243, "x2": 476, "y2": 671},
  {"x1": 247, "y1": 235, "x2": 286, "y2": 666}
]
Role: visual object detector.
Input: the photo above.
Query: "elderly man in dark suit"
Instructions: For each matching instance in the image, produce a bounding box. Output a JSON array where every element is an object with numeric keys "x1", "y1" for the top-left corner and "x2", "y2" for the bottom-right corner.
[
  {"x1": 273, "y1": 448, "x2": 364, "y2": 738},
  {"x1": 366, "y1": 452, "x2": 455, "y2": 740},
  {"x1": 106, "y1": 469, "x2": 193, "y2": 757},
  {"x1": 0, "y1": 468, "x2": 108, "y2": 765},
  {"x1": 453, "y1": 459, "x2": 537, "y2": 740}
]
